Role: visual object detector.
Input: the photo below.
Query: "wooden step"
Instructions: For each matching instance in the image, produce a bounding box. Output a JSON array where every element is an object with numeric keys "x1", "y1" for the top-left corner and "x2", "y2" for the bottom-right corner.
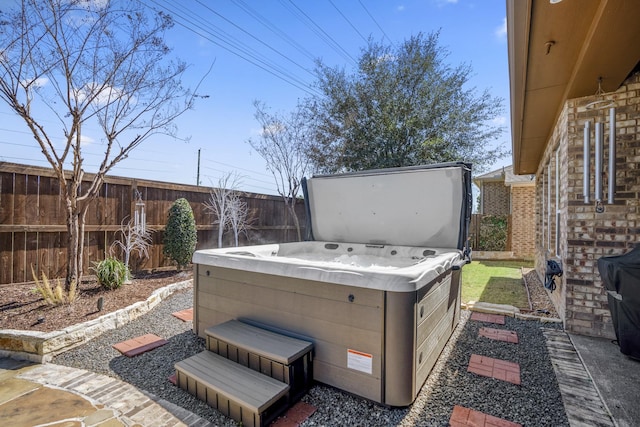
[
  {"x1": 175, "y1": 350, "x2": 289, "y2": 427},
  {"x1": 205, "y1": 320, "x2": 313, "y2": 401}
]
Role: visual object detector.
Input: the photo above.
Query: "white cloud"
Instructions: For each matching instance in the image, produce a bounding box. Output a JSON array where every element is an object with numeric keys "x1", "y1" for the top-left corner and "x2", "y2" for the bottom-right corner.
[
  {"x1": 261, "y1": 122, "x2": 285, "y2": 137},
  {"x1": 397, "y1": 5, "x2": 405, "y2": 12},
  {"x1": 22, "y1": 77, "x2": 49, "y2": 88},
  {"x1": 76, "y1": 0, "x2": 110, "y2": 11},
  {"x1": 376, "y1": 53, "x2": 397, "y2": 64},
  {"x1": 495, "y1": 17, "x2": 507, "y2": 39},
  {"x1": 75, "y1": 83, "x2": 126, "y2": 105},
  {"x1": 81, "y1": 134, "x2": 95, "y2": 145},
  {"x1": 492, "y1": 115, "x2": 507, "y2": 126},
  {"x1": 433, "y1": 0, "x2": 458, "y2": 8}
]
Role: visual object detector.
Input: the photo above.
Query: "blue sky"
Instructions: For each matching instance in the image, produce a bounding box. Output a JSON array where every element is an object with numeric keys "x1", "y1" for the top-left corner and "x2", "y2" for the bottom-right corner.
[{"x1": 0, "y1": 0, "x2": 510, "y2": 195}]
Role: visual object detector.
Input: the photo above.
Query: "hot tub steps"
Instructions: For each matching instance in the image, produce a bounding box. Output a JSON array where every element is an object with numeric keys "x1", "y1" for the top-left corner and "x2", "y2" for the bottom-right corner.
[
  {"x1": 205, "y1": 319, "x2": 314, "y2": 402},
  {"x1": 175, "y1": 320, "x2": 314, "y2": 427},
  {"x1": 175, "y1": 350, "x2": 289, "y2": 427}
]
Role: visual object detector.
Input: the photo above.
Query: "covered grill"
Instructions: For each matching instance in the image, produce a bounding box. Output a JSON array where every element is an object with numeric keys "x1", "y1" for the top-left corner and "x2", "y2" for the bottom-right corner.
[
  {"x1": 192, "y1": 162, "x2": 472, "y2": 406},
  {"x1": 597, "y1": 245, "x2": 640, "y2": 360}
]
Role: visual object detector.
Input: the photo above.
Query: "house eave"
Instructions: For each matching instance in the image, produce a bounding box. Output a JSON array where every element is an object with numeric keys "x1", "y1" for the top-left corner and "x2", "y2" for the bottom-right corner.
[{"x1": 508, "y1": 0, "x2": 640, "y2": 175}]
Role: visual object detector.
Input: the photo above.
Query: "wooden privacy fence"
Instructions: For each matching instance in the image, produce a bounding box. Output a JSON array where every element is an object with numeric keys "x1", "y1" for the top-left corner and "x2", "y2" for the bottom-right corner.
[{"x1": 0, "y1": 162, "x2": 306, "y2": 285}]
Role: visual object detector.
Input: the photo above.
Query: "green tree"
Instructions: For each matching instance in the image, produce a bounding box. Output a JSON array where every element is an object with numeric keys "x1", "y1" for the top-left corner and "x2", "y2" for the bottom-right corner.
[
  {"x1": 0, "y1": 0, "x2": 198, "y2": 289},
  {"x1": 163, "y1": 198, "x2": 197, "y2": 269},
  {"x1": 305, "y1": 32, "x2": 506, "y2": 173}
]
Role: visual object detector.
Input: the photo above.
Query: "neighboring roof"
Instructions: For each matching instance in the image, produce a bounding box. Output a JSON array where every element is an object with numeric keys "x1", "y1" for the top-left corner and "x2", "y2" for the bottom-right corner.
[
  {"x1": 474, "y1": 167, "x2": 506, "y2": 183},
  {"x1": 473, "y1": 165, "x2": 535, "y2": 187},
  {"x1": 507, "y1": 0, "x2": 640, "y2": 175}
]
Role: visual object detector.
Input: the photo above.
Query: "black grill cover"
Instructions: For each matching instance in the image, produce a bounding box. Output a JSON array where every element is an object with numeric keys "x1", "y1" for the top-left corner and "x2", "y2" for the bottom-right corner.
[
  {"x1": 607, "y1": 292, "x2": 640, "y2": 359},
  {"x1": 598, "y1": 245, "x2": 640, "y2": 360},
  {"x1": 598, "y1": 245, "x2": 640, "y2": 304}
]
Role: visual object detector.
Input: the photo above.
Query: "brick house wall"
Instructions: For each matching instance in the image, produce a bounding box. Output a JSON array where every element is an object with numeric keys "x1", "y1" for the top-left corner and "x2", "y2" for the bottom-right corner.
[
  {"x1": 481, "y1": 181, "x2": 510, "y2": 214},
  {"x1": 535, "y1": 72, "x2": 640, "y2": 338},
  {"x1": 510, "y1": 185, "x2": 536, "y2": 259}
]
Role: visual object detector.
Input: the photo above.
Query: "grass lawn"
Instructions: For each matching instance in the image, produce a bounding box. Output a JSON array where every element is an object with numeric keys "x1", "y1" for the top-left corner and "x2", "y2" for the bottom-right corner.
[{"x1": 461, "y1": 260, "x2": 533, "y2": 309}]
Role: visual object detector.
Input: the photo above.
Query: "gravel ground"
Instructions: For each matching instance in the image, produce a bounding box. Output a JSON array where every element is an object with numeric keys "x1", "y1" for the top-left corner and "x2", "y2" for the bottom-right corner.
[{"x1": 53, "y1": 289, "x2": 569, "y2": 427}]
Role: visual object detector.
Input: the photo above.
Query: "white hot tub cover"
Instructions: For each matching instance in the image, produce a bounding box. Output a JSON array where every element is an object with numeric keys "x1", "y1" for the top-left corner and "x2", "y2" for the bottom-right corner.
[{"x1": 301, "y1": 162, "x2": 472, "y2": 252}]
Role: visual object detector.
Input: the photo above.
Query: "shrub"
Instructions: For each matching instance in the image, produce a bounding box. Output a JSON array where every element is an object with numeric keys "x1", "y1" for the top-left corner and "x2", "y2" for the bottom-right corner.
[
  {"x1": 163, "y1": 198, "x2": 197, "y2": 269},
  {"x1": 92, "y1": 257, "x2": 128, "y2": 290},
  {"x1": 31, "y1": 266, "x2": 77, "y2": 305},
  {"x1": 478, "y1": 215, "x2": 508, "y2": 251}
]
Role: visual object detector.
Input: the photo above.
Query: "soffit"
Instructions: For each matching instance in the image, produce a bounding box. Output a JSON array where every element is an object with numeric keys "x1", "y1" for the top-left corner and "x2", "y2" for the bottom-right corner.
[{"x1": 508, "y1": 0, "x2": 640, "y2": 175}]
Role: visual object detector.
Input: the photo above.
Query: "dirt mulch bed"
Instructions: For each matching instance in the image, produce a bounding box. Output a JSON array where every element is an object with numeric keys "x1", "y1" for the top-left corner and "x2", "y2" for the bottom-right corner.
[
  {"x1": 0, "y1": 270, "x2": 192, "y2": 333},
  {"x1": 521, "y1": 267, "x2": 560, "y2": 318}
]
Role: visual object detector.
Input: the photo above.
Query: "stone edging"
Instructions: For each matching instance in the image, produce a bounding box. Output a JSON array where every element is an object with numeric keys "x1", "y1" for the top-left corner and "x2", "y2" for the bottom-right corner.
[
  {"x1": 0, "y1": 279, "x2": 193, "y2": 363},
  {"x1": 462, "y1": 301, "x2": 563, "y2": 324}
]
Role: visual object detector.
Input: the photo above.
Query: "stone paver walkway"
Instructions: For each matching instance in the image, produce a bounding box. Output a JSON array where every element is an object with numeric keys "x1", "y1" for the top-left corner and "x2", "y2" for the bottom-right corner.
[
  {"x1": 0, "y1": 358, "x2": 215, "y2": 427},
  {"x1": 450, "y1": 405, "x2": 523, "y2": 427},
  {"x1": 113, "y1": 333, "x2": 168, "y2": 357},
  {"x1": 172, "y1": 308, "x2": 194, "y2": 322},
  {"x1": 479, "y1": 327, "x2": 519, "y2": 344},
  {"x1": 470, "y1": 312, "x2": 506, "y2": 325},
  {"x1": 467, "y1": 354, "x2": 521, "y2": 385},
  {"x1": 271, "y1": 401, "x2": 317, "y2": 427}
]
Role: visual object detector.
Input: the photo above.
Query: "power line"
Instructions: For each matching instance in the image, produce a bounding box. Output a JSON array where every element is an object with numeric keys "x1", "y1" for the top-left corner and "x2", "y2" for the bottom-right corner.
[
  {"x1": 358, "y1": 0, "x2": 393, "y2": 45},
  {"x1": 193, "y1": 0, "x2": 315, "y2": 78},
  {"x1": 279, "y1": 0, "x2": 357, "y2": 65},
  {"x1": 328, "y1": 0, "x2": 368, "y2": 44},
  {"x1": 200, "y1": 155, "x2": 272, "y2": 179},
  {"x1": 143, "y1": 0, "x2": 321, "y2": 96},
  {"x1": 229, "y1": 0, "x2": 317, "y2": 62}
]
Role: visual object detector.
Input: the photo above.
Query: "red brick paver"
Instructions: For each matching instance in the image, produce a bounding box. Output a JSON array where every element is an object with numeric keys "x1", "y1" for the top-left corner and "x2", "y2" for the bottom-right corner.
[
  {"x1": 270, "y1": 402, "x2": 317, "y2": 427},
  {"x1": 450, "y1": 405, "x2": 522, "y2": 427},
  {"x1": 470, "y1": 312, "x2": 506, "y2": 325},
  {"x1": 168, "y1": 373, "x2": 177, "y2": 385},
  {"x1": 171, "y1": 308, "x2": 193, "y2": 322},
  {"x1": 479, "y1": 327, "x2": 519, "y2": 344},
  {"x1": 112, "y1": 334, "x2": 168, "y2": 357},
  {"x1": 467, "y1": 354, "x2": 521, "y2": 385}
]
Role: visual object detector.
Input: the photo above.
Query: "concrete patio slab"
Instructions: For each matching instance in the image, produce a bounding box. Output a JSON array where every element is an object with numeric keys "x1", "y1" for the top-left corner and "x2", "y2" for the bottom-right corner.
[{"x1": 570, "y1": 333, "x2": 640, "y2": 427}]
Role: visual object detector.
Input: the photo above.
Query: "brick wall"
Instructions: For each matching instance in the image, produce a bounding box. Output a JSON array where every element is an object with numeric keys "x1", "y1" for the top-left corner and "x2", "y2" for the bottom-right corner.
[
  {"x1": 534, "y1": 72, "x2": 640, "y2": 338},
  {"x1": 510, "y1": 185, "x2": 536, "y2": 259},
  {"x1": 481, "y1": 181, "x2": 510, "y2": 214}
]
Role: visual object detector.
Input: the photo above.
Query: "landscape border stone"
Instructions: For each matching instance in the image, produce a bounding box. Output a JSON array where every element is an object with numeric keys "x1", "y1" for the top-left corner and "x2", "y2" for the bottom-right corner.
[
  {"x1": 463, "y1": 301, "x2": 562, "y2": 324},
  {"x1": 0, "y1": 279, "x2": 192, "y2": 363}
]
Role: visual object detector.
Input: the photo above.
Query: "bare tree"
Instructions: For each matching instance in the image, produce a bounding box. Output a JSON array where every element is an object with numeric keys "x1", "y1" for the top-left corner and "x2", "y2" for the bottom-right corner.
[
  {"x1": 227, "y1": 192, "x2": 253, "y2": 247},
  {"x1": 204, "y1": 172, "x2": 242, "y2": 248},
  {"x1": 248, "y1": 101, "x2": 312, "y2": 241},
  {"x1": 0, "y1": 0, "x2": 200, "y2": 289},
  {"x1": 110, "y1": 217, "x2": 153, "y2": 283}
]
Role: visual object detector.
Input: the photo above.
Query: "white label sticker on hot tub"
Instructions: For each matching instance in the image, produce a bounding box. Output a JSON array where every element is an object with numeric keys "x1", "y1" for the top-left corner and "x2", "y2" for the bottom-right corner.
[{"x1": 347, "y1": 349, "x2": 373, "y2": 374}]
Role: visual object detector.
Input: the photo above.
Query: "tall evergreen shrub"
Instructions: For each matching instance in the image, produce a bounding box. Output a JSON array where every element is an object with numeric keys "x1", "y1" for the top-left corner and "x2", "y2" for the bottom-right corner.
[{"x1": 163, "y1": 198, "x2": 197, "y2": 269}]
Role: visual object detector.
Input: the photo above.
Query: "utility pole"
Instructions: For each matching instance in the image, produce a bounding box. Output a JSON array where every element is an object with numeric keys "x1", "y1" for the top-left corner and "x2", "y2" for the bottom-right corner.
[{"x1": 197, "y1": 148, "x2": 201, "y2": 186}]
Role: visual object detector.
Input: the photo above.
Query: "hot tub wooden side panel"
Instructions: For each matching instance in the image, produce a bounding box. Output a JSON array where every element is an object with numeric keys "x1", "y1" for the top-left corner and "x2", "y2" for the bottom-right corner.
[
  {"x1": 383, "y1": 270, "x2": 461, "y2": 407},
  {"x1": 194, "y1": 265, "x2": 386, "y2": 403}
]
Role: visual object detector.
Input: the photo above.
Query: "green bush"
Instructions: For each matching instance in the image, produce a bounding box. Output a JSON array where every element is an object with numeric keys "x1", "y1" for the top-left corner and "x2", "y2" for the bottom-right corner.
[
  {"x1": 92, "y1": 257, "x2": 128, "y2": 290},
  {"x1": 163, "y1": 198, "x2": 197, "y2": 269},
  {"x1": 478, "y1": 215, "x2": 508, "y2": 251}
]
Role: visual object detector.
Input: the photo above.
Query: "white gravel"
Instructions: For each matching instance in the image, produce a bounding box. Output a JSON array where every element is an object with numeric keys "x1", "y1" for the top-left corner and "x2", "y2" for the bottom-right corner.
[{"x1": 52, "y1": 289, "x2": 569, "y2": 426}]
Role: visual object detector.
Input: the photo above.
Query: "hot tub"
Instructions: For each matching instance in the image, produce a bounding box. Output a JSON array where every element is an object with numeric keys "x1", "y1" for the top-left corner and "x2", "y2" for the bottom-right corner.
[{"x1": 192, "y1": 162, "x2": 472, "y2": 406}]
